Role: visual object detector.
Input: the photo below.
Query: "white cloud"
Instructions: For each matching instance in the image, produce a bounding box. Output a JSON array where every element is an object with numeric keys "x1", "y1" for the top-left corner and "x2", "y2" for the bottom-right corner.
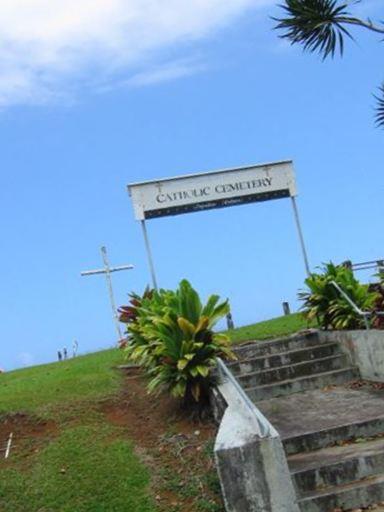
[
  {"x1": 0, "y1": 0, "x2": 271, "y2": 107},
  {"x1": 111, "y1": 57, "x2": 206, "y2": 89}
]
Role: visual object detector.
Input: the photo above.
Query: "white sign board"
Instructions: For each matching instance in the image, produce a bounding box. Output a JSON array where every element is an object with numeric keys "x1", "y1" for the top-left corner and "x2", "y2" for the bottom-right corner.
[{"x1": 128, "y1": 160, "x2": 296, "y2": 221}]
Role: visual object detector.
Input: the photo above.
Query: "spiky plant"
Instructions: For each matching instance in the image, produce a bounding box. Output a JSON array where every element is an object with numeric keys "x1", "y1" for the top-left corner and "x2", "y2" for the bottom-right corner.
[
  {"x1": 299, "y1": 262, "x2": 378, "y2": 330},
  {"x1": 375, "y1": 84, "x2": 384, "y2": 128},
  {"x1": 274, "y1": 0, "x2": 356, "y2": 58},
  {"x1": 121, "y1": 280, "x2": 235, "y2": 408},
  {"x1": 274, "y1": 0, "x2": 384, "y2": 126}
]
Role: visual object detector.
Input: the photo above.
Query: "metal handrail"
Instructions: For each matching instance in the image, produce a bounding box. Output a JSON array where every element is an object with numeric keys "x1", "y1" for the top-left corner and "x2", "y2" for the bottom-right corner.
[
  {"x1": 215, "y1": 357, "x2": 273, "y2": 438},
  {"x1": 330, "y1": 280, "x2": 384, "y2": 330},
  {"x1": 351, "y1": 259, "x2": 384, "y2": 272}
]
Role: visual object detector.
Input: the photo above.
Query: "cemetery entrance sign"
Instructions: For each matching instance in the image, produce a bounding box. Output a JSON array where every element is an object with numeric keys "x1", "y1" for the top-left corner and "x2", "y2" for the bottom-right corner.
[
  {"x1": 129, "y1": 161, "x2": 296, "y2": 220},
  {"x1": 128, "y1": 160, "x2": 309, "y2": 288}
]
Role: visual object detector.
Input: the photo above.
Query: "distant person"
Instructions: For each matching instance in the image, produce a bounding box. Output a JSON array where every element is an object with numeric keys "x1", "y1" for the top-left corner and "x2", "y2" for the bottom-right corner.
[
  {"x1": 57, "y1": 350, "x2": 62, "y2": 362},
  {"x1": 63, "y1": 347, "x2": 68, "y2": 360},
  {"x1": 72, "y1": 340, "x2": 78, "y2": 358}
]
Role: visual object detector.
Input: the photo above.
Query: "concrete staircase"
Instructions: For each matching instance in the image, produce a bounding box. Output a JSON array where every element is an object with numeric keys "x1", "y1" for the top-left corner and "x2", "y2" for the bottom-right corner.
[{"x1": 230, "y1": 331, "x2": 384, "y2": 512}]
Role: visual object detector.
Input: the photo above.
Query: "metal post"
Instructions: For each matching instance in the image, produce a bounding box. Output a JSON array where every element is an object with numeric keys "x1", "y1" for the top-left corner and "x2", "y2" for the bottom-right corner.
[
  {"x1": 226, "y1": 312, "x2": 234, "y2": 330},
  {"x1": 378, "y1": 260, "x2": 384, "y2": 277},
  {"x1": 4, "y1": 433, "x2": 13, "y2": 459},
  {"x1": 282, "y1": 302, "x2": 291, "y2": 316},
  {"x1": 141, "y1": 220, "x2": 158, "y2": 290},
  {"x1": 290, "y1": 196, "x2": 311, "y2": 277},
  {"x1": 101, "y1": 246, "x2": 123, "y2": 341}
]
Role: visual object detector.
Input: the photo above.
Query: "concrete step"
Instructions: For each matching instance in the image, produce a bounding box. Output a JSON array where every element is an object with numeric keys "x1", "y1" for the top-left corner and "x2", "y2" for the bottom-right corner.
[
  {"x1": 298, "y1": 473, "x2": 384, "y2": 512},
  {"x1": 234, "y1": 331, "x2": 321, "y2": 360},
  {"x1": 238, "y1": 354, "x2": 348, "y2": 388},
  {"x1": 245, "y1": 367, "x2": 359, "y2": 402},
  {"x1": 289, "y1": 438, "x2": 384, "y2": 494},
  {"x1": 228, "y1": 342, "x2": 342, "y2": 376},
  {"x1": 284, "y1": 415, "x2": 384, "y2": 455}
]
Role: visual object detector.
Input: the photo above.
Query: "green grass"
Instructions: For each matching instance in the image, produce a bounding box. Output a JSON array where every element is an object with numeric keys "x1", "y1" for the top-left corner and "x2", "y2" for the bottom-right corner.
[
  {"x1": 0, "y1": 314, "x2": 310, "y2": 415},
  {"x1": 0, "y1": 349, "x2": 155, "y2": 512},
  {"x1": 0, "y1": 425, "x2": 153, "y2": 512},
  {"x1": 228, "y1": 312, "x2": 312, "y2": 344},
  {"x1": 0, "y1": 349, "x2": 124, "y2": 415},
  {"x1": 0, "y1": 313, "x2": 310, "y2": 511}
]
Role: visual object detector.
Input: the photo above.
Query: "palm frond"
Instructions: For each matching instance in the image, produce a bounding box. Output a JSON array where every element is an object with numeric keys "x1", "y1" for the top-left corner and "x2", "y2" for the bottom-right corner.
[
  {"x1": 273, "y1": 0, "x2": 356, "y2": 59},
  {"x1": 375, "y1": 84, "x2": 384, "y2": 128}
]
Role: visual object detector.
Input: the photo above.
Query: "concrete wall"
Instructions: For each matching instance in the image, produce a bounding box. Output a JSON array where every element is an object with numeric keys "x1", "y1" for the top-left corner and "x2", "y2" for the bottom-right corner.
[
  {"x1": 213, "y1": 380, "x2": 299, "y2": 512},
  {"x1": 320, "y1": 330, "x2": 384, "y2": 382}
]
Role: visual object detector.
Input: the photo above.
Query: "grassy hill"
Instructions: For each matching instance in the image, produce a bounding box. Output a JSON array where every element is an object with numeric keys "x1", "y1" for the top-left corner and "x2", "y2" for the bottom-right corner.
[
  {"x1": 0, "y1": 350, "x2": 156, "y2": 512},
  {"x1": 0, "y1": 313, "x2": 308, "y2": 512},
  {"x1": 229, "y1": 312, "x2": 310, "y2": 343}
]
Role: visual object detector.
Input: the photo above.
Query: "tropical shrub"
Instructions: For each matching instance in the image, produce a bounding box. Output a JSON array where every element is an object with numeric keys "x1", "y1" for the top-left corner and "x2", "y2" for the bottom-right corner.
[
  {"x1": 118, "y1": 290, "x2": 150, "y2": 324},
  {"x1": 299, "y1": 262, "x2": 378, "y2": 330},
  {"x1": 119, "y1": 280, "x2": 235, "y2": 406},
  {"x1": 117, "y1": 288, "x2": 154, "y2": 348},
  {"x1": 370, "y1": 274, "x2": 384, "y2": 329}
]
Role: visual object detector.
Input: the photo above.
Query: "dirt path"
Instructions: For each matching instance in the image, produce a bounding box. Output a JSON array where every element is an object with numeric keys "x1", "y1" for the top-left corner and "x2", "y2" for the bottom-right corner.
[
  {"x1": 100, "y1": 368, "x2": 223, "y2": 512},
  {"x1": 0, "y1": 412, "x2": 58, "y2": 465}
]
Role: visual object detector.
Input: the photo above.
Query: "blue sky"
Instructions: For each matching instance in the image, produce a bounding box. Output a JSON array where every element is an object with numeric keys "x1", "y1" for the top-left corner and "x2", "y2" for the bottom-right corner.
[{"x1": 0, "y1": 0, "x2": 383, "y2": 371}]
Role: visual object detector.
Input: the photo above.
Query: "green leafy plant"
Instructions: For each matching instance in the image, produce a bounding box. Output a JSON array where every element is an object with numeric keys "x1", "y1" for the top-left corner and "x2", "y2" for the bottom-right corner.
[
  {"x1": 118, "y1": 292, "x2": 145, "y2": 324},
  {"x1": 299, "y1": 262, "x2": 378, "y2": 329},
  {"x1": 117, "y1": 288, "x2": 154, "y2": 348},
  {"x1": 119, "y1": 280, "x2": 235, "y2": 406},
  {"x1": 370, "y1": 270, "x2": 384, "y2": 329}
]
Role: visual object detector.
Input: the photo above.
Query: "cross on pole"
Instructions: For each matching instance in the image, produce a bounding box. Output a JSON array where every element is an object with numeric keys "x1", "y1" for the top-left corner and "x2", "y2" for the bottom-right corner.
[{"x1": 81, "y1": 246, "x2": 134, "y2": 342}]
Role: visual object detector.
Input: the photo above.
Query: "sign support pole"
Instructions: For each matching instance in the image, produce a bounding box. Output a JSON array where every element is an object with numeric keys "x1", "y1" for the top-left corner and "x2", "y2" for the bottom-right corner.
[
  {"x1": 141, "y1": 220, "x2": 158, "y2": 290},
  {"x1": 291, "y1": 196, "x2": 311, "y2": 277}
]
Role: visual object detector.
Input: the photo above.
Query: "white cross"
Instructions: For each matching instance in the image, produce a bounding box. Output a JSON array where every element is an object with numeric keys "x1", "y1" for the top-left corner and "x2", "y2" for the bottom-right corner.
[{"x1": 81, "y1": 246, "x2": 134, "y2": 342}]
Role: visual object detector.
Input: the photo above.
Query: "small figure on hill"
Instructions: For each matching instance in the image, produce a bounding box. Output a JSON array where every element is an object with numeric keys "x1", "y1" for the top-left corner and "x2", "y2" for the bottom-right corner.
[
  {"x1": 226, "y1": 312, "x2": 234, "y2": 330},
  {"x1": 63, "y1": 347, "x2": 68, "y2": 360},
  {"x1": 72, "y1": 340, "x2": 78, "y2": 358},
  {"x1": 57, "y1": 350, "x2": 62, "y2": 362}
]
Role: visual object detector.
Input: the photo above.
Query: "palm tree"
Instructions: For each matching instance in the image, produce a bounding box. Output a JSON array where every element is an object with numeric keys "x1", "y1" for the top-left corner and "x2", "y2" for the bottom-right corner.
[{"x1": 273, "y1": 0, "x2": 384, "y2": 127}]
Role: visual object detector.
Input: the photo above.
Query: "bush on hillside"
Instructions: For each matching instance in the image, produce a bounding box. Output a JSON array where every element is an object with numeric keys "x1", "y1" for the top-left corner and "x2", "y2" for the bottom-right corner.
[
  {"x1": 370, "y1": 272, "x2": 384, "y2": 329},
  {"x1": 119, "y1": 280, "x2": 235, "y2": 407},
  {"x1": 299, "y1": 262, "x2": 378, "y2": 330}
]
